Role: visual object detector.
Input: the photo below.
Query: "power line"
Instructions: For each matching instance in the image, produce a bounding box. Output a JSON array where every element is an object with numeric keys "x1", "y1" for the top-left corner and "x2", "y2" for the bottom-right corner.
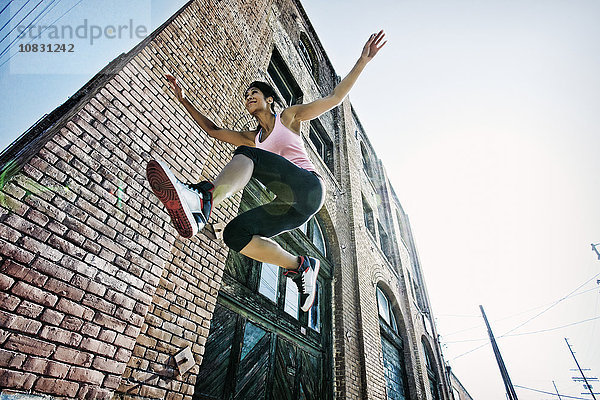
[
  {"x1": 441, "y1": 284, "x2": 599, "y2": 337},
  {"x1": 0, "y1": 0, "x2": 44, "y2": 46},
  {"x1": 449, "y1": 342, "x2": 489, "y2": 361},
  {"x1": 0, "y1": 0, "x2": 31, "y2": 42},
  {"x1": 505, "y1": 315, "x2": 600, "y2": 337},
  {"x1": 0, "y1": 0, "x2": 61, "y2": 58},
  {"x1": 448, "y1": 271, "x2": 600, "y2": 360},
  {"x1": 444, "y1": 314, "x2": 600, "y2": 343},
  {"x1": 502, "y1": 272, "x2": 600, "y2": 337},
  {"x1": 442, "y1": 284, "x2": 599, "y2": 339},
  {"x1": 0, "y1": 0, "x2": 85, "y2": 69},
  {"x1": 0, "y1": 1, "x2": 14, "y2": 17},
  {"x1": 565, "y1": 338, "x2": 597, "y2": 400},
  {"x1": 514, "y1": 384, "x2": 593, "y2": 400},
  {"x1": 437, "y1": 314, "x2": 481, "y2": 318}
]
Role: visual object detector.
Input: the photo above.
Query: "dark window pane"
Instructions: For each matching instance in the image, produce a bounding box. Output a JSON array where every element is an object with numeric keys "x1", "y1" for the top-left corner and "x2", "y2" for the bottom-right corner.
[
  {"x1": 310, "y1": 219, "x2": 326, "y2": 256},
  {"x1": 268, "y1": 48, "x2": 303, "y2": 106},
  {"x1": 377, "y1": 287, "x2": 391, "y2": 325},
  {"x1": 309, "y1": 127, "x2": 324, "y2": 157},
  {"x1": 363, "y1": 197, "x2": 376, "y2": 237},
  {"x1": 308, "y1": 280, "x2": 320, "y2": 332}
]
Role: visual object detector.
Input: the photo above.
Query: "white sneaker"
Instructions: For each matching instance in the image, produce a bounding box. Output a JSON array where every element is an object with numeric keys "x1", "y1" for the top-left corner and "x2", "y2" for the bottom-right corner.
[
  {"x1": 285, "y1": 256, "x2": 320, "y2": 312},
  {"x1": 146, "y1": 160, "x2": 213, "y2": 238}
]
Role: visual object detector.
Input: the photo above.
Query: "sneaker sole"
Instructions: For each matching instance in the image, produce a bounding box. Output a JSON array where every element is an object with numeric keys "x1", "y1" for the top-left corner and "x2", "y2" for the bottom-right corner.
[
  {"x1": 146, "y1": 160, "x2": 197, "y2": 238},
  {"x1": 301, "y1": 258, "x2": 320, "y2": 312}
]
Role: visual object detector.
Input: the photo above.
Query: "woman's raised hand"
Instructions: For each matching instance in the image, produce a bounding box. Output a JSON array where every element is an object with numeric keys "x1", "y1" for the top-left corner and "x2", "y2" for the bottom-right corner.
[
  {"x1": 165, "y1": 74, "x2": 185, "y2": 102},
  {"x1": 361, "y1": 30, "x2": 387, "y2": 62}
]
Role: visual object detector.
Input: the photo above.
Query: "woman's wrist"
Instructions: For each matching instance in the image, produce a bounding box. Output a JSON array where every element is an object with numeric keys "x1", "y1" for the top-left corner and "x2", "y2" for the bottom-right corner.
[{"x1": 357, "y1": 56, "x2": 370, "y2": 68}]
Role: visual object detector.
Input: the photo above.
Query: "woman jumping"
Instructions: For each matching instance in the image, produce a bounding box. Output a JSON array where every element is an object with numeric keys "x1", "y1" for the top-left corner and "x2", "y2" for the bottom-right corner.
[{"x1": 146, "y1": 31, "x2": 386, "y2": 312}]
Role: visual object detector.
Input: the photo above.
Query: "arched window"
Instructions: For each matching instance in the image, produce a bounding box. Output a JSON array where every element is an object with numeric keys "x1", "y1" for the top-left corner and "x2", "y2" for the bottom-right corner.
[
  {"x1": 422, "y1": 337, "x2": 440, "y2": 400},
  {"x1": 299, "y1": 216, "x2": 327, "y2": 257},
  {"x1": 377, "y1": 286, "x2": 409, "y2": 400},
  {"x1": 298, "y1": 32, "x2": 319, "y2": 81},
  {"x1": 377, "y1": 286, "x2": 398, "y2": 332}
]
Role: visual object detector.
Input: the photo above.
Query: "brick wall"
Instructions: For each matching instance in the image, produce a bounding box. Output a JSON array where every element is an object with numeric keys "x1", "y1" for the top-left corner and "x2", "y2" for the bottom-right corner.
[
  {"x1": 0, "y1": 0, "x2": 454, "y2": 399},
  {"x1": 0, "y1": 0, "x2": 267, "y2": 396}
]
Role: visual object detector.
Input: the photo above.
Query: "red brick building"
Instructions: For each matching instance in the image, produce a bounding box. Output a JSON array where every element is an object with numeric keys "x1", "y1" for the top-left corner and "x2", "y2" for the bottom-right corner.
[{"x1": 0, "y1": 0, "x2": 469, "y2": 399}]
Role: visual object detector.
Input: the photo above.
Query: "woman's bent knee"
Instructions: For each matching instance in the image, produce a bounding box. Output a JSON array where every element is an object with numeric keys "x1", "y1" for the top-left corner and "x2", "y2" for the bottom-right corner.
[
  {"x1": 223, "y1": 220, "x2": 252, "y2": 252},
  {"x1": 233, "y1": 146, "x2": 256, "y2": 163}
]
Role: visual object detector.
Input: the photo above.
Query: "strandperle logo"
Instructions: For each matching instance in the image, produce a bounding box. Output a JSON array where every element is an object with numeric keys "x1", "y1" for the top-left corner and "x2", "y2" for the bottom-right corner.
[{"x1": 17, "y1": 18, "x2": 148, "y2": 45}]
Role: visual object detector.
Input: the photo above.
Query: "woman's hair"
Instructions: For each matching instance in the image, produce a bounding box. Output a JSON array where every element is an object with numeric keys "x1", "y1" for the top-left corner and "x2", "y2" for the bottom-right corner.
[{"x1": 245, "y1": 81, "x2": 283, "y2": 113}]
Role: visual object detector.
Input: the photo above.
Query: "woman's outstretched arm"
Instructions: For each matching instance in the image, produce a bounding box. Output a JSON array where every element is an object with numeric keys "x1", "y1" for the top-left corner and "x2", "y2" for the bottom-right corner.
[
  {"x1": 284, "y1": 30, "x2": 387, "y2": 123},
  {"x1": 165, "y1": 74, "x2": 256, "y2": 147}
]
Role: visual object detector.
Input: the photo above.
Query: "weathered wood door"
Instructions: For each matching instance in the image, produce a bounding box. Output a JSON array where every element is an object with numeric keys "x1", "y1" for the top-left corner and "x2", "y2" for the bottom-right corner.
[{"x1": 194, "y1": 302, "x2": 327, "y2": 400}]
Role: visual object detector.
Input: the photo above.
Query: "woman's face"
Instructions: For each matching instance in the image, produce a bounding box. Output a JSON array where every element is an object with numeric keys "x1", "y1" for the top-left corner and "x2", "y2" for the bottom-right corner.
[{"x1": 244, "y1": 87, "x2": 272, "y2": 114}]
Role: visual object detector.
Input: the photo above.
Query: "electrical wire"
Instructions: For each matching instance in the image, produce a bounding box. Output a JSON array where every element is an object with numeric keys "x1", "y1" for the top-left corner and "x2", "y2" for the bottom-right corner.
[
  {"x1": 502, "y1": 272, "x2": 600, "y2": 337},
  {"x1": 0, "y1": 1, "x2": 13, "y2": 17},
  {"x1": 514, "y1": 384, "x2": 592, "y2": 399},
  {"x1": 0, "y1": 0, "x2": 61, "y2": 59},
  {"x1": 0, "y1": 0, "x2": 43, "y2": 46},
  {"x1": 442, "y1": 284, "x2": 599, "y2": 340},
  {"x1": 437, "y1": 313, "x2": 481, "y2": 318},
  {"x1": 440, "y1": 285, "x2": 599, "y2": 337},
  {"x1": 448, "y1": 271, "x2": 600, "y2": 360},
  {"x1": 506, "y1": 315, "x2": 600, "y2": 337},
  {"x1": 3, "y1": 0, "x2": 65, "y2": 48},
  {"x1": 444, "y1": 314, "x2": 600, "y2": 343},
  {"x1": 0, "y1": 0, "x2": 82, "y2": 68}
]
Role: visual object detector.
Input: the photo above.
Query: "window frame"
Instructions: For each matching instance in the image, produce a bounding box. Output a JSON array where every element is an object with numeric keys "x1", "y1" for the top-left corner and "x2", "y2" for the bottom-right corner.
[
  {"x1": 362, "y1": 196, "x2": 376, "y2": 238},
  {"x1": 268, "y1": 47, "x2": 303, "y2": 107},
  {"x1": 309, "y1": 119, "x2": 334, "y2": 174},
  {"x1": 298, "y1": 32, "x2": 320, "y2": 82}
]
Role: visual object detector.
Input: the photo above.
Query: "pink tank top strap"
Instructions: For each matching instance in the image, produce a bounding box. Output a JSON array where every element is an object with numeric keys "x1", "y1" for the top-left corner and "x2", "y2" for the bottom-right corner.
[{"x1": 254, "y1": 114, "x2": 316, "y2": 172}]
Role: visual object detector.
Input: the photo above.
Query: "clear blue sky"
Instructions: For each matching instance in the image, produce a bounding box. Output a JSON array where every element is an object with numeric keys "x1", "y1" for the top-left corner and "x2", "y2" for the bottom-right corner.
[
  {"x1": 0, "y1": 0, "x2": 187, "y2": 150},
  {"x1": 2, "y1": 1, "x2": 600, "y2": 399}
]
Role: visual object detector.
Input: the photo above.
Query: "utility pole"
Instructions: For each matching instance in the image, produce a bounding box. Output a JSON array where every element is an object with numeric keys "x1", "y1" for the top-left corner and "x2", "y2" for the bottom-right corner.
[
  {"x1": 480, "y1": 305, "x2": 519, "y2": 400},
  {"x1": 552, "y1": 381, "x2": 563, "y2": 400},
  {"x1": 565, "y1": 338, "x2": 597, "y2": 399}
]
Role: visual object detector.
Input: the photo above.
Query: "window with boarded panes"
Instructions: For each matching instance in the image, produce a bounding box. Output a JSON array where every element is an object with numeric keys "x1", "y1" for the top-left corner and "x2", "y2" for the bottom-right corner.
[
  {"x1": 422, "y1": 338, "x2": 441, "y2": 400},
  {"x1": 377, "y1": 286, "x2": 410, "y2": 400}
]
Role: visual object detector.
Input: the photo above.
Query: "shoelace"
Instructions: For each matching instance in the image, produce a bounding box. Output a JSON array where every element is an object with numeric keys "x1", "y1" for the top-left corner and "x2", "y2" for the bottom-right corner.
[
  {"x1": 301, "y1": 275, "x2": 308, "y2": 294},
  {"x1": 184, "y1": 182, "x2": 201, "y2": 195},
  {"x1": 292, "y1": 272, "x2": 308, "y2": 295},
  {"x1": 184, "y1": 182, "x2": 213, "y2": 216}
]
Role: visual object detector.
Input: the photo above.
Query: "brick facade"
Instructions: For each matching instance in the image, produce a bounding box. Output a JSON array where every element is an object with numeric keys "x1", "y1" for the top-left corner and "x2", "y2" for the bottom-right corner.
[{"x1": 0, "y1": 0, "x2": 465, "y2": 399}]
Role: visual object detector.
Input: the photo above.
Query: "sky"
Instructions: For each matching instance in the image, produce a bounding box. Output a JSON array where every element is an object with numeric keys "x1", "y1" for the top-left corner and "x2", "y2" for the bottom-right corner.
[
  {"x1": 1, "y1": 1, "x2": 600, "y2": 399},
  {"x1": 300, "y1": 0, "x2": 600, "y2": 399}
]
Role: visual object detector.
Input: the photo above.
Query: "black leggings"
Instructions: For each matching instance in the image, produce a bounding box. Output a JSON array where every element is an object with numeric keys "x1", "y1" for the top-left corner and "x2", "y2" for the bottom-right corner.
[{"x1": 222, "y1": 146, "x2": 325, "y2": 252}]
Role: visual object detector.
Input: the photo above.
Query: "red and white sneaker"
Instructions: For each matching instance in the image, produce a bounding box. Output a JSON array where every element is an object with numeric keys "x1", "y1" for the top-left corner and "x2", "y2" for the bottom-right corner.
[
  {"x1": 146, "y1": 160, "x2": 213, "y2": 238},
  {"x1": 284, "y1": 256, "x2": 320, "y2": 312}
]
